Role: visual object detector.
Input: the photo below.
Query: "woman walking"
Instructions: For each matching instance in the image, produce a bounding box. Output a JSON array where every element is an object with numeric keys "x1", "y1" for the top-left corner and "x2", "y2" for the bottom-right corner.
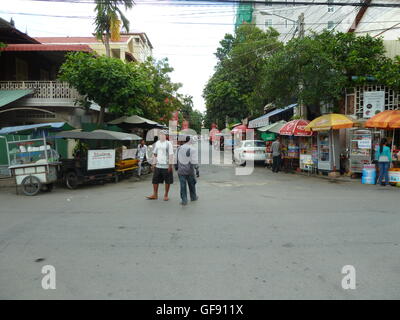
[{"x1": 375, "y1": 138, "x2": 392, "y2": 186}]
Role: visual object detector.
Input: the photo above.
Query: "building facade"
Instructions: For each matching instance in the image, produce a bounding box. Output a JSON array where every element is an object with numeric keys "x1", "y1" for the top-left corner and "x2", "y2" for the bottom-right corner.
[
  {"x1": 237, "y1": 0, "x2": 400, "y2": 43},
  {"x1": 0, "y1": 17, "x2": 100, "y2": 128},
  {"x1": 36, "y1": 31, "x2": 153, "y2": 63}
]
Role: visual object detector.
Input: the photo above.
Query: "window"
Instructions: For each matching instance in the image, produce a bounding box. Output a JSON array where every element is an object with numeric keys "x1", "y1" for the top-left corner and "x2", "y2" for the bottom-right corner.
[
  {"x1": 328, "y1": 0, "x2": 334, "y2": 12},
  {"x1": 265, "y1": 19, "x2": 273, "y2": 27},
  {"x1": 327, "y1": 21, "x2": 335, "y2": 30}
]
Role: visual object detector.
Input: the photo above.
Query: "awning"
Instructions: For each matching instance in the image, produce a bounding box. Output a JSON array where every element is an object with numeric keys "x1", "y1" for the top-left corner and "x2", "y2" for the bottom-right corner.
[
  {"x1": 108, "y1": 115, "x2": 166, "y2": 129},
  {"x1": 0, "y1": 122, "x2": 74, "y2": 135},
  {"x1": 248, "y1": 104, "x2": 297, "y2": 128},
  {"x1": 0, "y1": 89, "x2": 33, "y2": 107},
  {"x1": 55, "y1": 129, "x2": 142, "y2": 141},
  {"x1": 257, "y1": 120, "x2": 287, "y2": 133}
]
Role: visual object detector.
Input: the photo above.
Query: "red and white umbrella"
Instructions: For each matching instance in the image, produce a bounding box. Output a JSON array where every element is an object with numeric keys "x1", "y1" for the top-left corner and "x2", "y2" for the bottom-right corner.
[{"x1": 279, "y1": 119, "x2": 312, "y2": 136}]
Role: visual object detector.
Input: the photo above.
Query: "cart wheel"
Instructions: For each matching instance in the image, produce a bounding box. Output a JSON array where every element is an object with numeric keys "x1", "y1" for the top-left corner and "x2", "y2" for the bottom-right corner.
[
  {"x1": 65, "y1": 172, "x2": 79, "y2": 190},
  {"x1": 21, "y1": 176, "x2": 41, "y2": 196}
]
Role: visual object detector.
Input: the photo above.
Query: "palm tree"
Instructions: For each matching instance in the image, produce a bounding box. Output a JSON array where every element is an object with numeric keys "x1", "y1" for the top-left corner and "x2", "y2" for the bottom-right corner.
[{"x1": 94, "y1": 0, "x2": 134, "y2": 58}]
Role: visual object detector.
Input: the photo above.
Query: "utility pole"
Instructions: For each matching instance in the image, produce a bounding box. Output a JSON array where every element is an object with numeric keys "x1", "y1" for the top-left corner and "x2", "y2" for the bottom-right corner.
[{"x1": 297, "y1": 12, "x2": 307, "y2": 119}]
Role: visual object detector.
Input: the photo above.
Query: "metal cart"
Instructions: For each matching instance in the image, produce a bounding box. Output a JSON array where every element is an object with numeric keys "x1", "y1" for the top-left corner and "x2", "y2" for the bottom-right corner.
[{"x1": 7, "y1": 131, "x2": 60, "y2": 196}]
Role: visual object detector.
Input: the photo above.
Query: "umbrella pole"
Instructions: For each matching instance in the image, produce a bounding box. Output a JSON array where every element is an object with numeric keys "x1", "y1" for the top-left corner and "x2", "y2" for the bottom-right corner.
[
  {"x1": 392, "y1": 128, "x2": 395, "y2": 154},
  {"x1": 332, "y1": 130, "x2": 336, "y2": 172}
]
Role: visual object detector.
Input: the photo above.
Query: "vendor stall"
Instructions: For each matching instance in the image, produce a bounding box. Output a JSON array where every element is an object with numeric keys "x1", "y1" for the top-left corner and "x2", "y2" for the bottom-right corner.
[
  {"x1": 305, "y1": 114, "x2": 356, "y2": 172},
  {"x1": 55, "y1": 129, "x2": 141, "y2": 188},
  {"x1": 258, "y1": 120, "x2": 286, "y2": 167},
  {"x1": 0, "y1": 122, "x2": 74, "y2": 195},
  {"x1": 349, "y1": 129, "x2": 382, "y2": 174},
  {"x1": 279, "y1": 119, "x2": 313, "y2": 172}
]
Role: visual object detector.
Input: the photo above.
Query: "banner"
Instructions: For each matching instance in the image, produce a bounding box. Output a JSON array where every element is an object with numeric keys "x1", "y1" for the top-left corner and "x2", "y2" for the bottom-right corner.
[
  {"x1": 363, "y1": 91, "x2": 385, "y2": 118},
  {"x1": 87, "y1": 149, "x2": 115, "y2": 170}
]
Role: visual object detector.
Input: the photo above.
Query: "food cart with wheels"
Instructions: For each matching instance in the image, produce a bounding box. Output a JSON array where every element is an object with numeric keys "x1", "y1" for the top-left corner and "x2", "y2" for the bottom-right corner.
[
  {"x1": 0, "y1": 122, "x2": 74, "y2": 196},
  {"x1": 55, "y1": 129, "x2": 141, "y2": 189},
  {"x1": 7, "y1": 131, "x2": 60, "y2": 196}
]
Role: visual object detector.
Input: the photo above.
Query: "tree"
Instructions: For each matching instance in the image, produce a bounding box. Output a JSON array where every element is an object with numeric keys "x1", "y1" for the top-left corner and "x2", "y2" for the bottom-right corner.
[
  {"x1": 262, "y1": 31, "x2": 394, "y2": 117},
  {"x1": 177, "y1": 95, "x2": 203, "y2": 133},
  {"x1": 94, "y1": 0, "x2": 134, "y2": 57},
  {"x1": 203, "y1": 24, "x2": 282, "y2": 127},
  {"x1": 0, "y1": 42, "x2": 6, "y2": 56},
  {"x1": 137, "y1": 57, "x2": 183, "y2": 124},
  {"x1": 59, "y1": 52, "x2": 151, "y2": 124}
]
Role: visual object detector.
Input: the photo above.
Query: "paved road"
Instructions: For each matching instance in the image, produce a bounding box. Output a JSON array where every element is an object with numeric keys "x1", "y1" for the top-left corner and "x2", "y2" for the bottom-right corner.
[{"x1": 0, "y1": 156, "x2": 399, "y2": 299}]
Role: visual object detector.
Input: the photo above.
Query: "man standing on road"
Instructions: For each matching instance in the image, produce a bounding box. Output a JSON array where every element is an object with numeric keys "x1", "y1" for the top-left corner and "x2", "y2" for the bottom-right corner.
[
  {"x1": 146, "y1": 131, "x2": 174, "y2": 201},
  {"x1": 271, "y1": 136, "x2": 281, "y2": 173},
  {"x1": 136, "y1": 139, "x2": 148, "y2": 177},
  {"x1": 176, "y1": 135, "x2": 199, "y2": 206}
]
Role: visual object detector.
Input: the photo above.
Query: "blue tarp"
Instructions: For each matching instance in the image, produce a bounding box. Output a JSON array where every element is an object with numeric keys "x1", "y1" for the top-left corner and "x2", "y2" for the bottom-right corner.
[
  {"x1": 0, "y1": 122, "x2": 74, "y2": 135},
  {"x1": 249, "y1": 104, "x2": 297, "y2": 128}
]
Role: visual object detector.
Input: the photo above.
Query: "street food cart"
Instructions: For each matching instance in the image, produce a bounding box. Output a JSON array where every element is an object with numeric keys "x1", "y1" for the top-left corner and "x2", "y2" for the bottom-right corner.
[
  {"x1": 7, "y1": 131, "x2": 60, "y2": 196},
  {"x1": 0, "y1": 122, "x2": 74, "y2": 195},
  {"x1": 349, "y1": 128, "x2": 382, "y2": 174},
  {"x1": 55, "y1": 129, "x2": 141, "y2": 189}
]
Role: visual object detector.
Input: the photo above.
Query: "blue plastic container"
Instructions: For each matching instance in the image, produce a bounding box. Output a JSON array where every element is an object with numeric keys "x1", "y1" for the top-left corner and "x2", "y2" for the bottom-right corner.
[{"x1": 362, "y1": 166, "x2": 376, "y2": 185}]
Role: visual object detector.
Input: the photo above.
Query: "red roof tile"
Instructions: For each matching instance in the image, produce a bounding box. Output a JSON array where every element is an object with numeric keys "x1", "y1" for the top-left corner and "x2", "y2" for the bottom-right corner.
[
  {"x1": 0, "y1": 44, "x2": 93, "y2": 52},
  {"x1": 35, "y1": 36, "x2": 131, "y2": 44}
]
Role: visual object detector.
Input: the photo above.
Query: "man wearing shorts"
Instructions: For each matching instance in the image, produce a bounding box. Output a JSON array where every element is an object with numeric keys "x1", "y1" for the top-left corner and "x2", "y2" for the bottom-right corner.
[{"x1": 146, "y1": 131, "x2": 174, "y2": 201}]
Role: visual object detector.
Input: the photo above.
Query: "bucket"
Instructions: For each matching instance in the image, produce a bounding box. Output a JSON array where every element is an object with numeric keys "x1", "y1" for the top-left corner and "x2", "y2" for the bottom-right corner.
[{"x1": 362, "y1": 165, "x2": 376, "y2": 185}]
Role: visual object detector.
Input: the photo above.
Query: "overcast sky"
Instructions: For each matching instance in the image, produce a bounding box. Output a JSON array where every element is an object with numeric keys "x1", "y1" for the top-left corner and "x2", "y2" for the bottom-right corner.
[{"x1": 1, "y1": 0, "x2": 237, "y2": 112}]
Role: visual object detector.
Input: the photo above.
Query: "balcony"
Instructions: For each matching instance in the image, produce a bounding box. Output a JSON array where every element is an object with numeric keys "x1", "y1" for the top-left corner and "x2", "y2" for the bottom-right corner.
[{"x1": 0, "y1": 81, "x2": 83, "y2": 107}]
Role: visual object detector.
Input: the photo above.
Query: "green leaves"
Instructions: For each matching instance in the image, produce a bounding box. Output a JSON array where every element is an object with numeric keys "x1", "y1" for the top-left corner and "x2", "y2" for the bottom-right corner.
[
  {"x1": 204, "y1": 24, "x2": 281, "y2": 127},
  {"x1": 59, "y1": 53, "x2": 182, "y2": 124}
]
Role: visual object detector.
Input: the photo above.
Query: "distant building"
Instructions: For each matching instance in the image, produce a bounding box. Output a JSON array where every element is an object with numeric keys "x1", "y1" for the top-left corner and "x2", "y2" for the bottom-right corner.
[
  {"x1": 0, "y1": 17, "x2": 100, "y2": 128},
  {"x1": 36, "y1": 32, "x2": 153, "y2": 63},
  {"x1": 236, "y1": 0, "x2": 400, "y2": 42}
]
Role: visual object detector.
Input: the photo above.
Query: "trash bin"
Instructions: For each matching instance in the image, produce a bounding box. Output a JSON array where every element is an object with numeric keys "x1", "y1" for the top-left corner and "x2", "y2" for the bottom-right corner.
[{"x1": 362, "y1": 164, "x2": 376, "y2": 185}]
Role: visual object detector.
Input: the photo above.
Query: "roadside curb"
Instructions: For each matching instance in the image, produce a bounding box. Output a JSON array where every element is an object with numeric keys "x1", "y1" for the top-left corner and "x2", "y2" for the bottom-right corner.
[{"x1": 0, "y1": 177, "x2": 16, "y2": 188}]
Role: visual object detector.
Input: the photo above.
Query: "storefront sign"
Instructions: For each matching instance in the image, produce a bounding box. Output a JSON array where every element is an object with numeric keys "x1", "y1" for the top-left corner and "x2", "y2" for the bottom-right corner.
[
  {"x1": 363, "y1": 91, "x2": 385, "y2": 118},
  {"x1": 358, "y1": 139, "x2": 371, "y2": 149},
  {"x1": 261, "y1": 132, "x2": 276, "y2": 141},
  {"x1": 87, "y1": 149, "x2": 115, "y2": 170}
]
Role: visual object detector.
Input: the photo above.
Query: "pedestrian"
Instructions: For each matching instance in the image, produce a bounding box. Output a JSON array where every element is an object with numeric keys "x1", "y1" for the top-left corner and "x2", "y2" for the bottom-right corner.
[
  {"x1": 146, "y1": 131, "x2": 174, "y2": 201},
  {"x1": 136, "y1": 139, "x2": 148, "y2": 177},
  {"x1": 176, "y1": 135, "x2": 199, "y2": 206},
  {"x1": 375, "y1": 138, "x2": 392, "y2": 186},
  {"x1": 271, "y1": 136, "x2": 281, "y2": 173}
]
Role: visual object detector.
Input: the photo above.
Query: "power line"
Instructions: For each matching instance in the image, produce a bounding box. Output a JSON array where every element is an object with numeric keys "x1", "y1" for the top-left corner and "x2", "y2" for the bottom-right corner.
[{"x1": 15, "y1": 0, "x2": 400, "y2": 8}]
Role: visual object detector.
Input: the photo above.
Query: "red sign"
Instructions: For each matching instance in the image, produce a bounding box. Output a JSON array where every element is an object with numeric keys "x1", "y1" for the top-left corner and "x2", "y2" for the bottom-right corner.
[{"x1": 279, "y1": 119, "x2": 312, "y2": 136}]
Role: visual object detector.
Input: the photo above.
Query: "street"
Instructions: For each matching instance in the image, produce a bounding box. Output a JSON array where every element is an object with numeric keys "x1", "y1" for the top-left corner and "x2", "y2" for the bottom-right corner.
[{"x1": 0, "y1": 155, "x2": 399, "y2": 300}]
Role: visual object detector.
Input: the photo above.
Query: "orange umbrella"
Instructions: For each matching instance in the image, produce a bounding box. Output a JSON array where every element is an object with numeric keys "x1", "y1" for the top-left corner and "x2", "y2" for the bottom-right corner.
[
  {"x1": 365, "y1": 110, "x2": 400, "y2": 154},
  {"x1": 365, "y1": 110, "x2": 400, "y2": 129}
]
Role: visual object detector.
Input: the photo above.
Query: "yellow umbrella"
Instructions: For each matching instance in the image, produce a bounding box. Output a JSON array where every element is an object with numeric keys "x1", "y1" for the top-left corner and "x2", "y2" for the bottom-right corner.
[{"x1": 305, "y1": 114, "x2": 356, "y2": 131}]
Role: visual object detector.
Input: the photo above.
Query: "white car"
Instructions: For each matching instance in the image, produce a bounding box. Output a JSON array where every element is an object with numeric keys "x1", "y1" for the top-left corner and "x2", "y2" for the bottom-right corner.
[{"x1": 233, "y1": 140, "x2": 266, "y2": 165}]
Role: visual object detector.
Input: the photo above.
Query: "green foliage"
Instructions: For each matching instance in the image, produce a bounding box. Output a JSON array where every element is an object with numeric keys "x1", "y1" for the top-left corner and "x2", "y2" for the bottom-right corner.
[
  {"x1": 59, "y1": 53, "x2": 183, "y2": 125},
  {"x1": 177, "y1": 95, "x2": 203, "y2": 133},
  {"x1": 0, "y1": 42, "x2": 6, "y2": 56},
  {"x1": 59, "y1": 52, "x2": 151, "y2": 123},
  {"x1": 94, "y1": 0, "x2": 134, "y2": 56},
  {"x1": 138, "y1": 57, "x2": 182, "y2": 124},
  {"x1": 203, "y1": 24, "x2": 282, "y2": 127}
]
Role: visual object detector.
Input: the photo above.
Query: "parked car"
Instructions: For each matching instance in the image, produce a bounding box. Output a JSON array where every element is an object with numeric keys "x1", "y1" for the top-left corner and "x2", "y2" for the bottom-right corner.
[{"x1": 233, "y1": 140, "x2": 266, "y2": 166}]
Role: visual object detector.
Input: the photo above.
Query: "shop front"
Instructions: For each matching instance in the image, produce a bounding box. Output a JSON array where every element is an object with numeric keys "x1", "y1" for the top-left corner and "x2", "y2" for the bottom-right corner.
[{"x1": 305, "y1": 114, "x2": 356, "y2": 173}]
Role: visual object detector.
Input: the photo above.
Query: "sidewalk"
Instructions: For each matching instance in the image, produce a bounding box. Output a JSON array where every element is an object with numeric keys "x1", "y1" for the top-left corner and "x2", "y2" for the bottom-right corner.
[{"x1": 0, "y1": 177, "x2": 15, "y2": 188}]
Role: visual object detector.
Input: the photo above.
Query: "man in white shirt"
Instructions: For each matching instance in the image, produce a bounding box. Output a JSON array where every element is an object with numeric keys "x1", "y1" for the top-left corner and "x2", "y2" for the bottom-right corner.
[
  {"x1": 146, "y1": 131, "x2": 174, "y2": 201},
  {"x1": 136, "y1": 139, "x2": 148, "y2": 177}
]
